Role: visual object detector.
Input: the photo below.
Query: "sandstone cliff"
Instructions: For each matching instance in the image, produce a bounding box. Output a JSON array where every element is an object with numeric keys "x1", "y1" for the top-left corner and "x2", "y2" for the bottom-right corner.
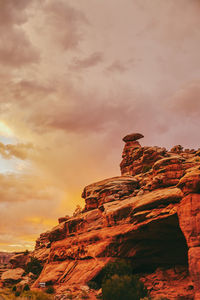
[{"x1": 31, "y1": 133, "x2": 200, "y2": 299}]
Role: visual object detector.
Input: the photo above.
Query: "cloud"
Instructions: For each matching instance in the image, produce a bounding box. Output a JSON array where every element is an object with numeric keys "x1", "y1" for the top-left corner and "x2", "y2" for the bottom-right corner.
[
  {"x1": 0, "y1": 0, "x2": 39, "y2": 68},
  {"x1": 1, "y1": 0, "x2": 200, "y2": 252},
  {"x1": 0, "y1": 197, "x2": 60, "y2": 251},
  {"x1": 69, "y1": 52, "x2": 103, "y2": 70},
  {"x1": 106, "y1": 60, "x2": 128, "y2": 73},
  {"x1": 169, "y1": 81, "x2": 200, "y2": 117},
  {"x1": 39, "y1": 0, "x2": 88, "y2": 50},
  {"x1": 0, "y1": 0, "x2": 30, "y2": 26},
  {"x1": 0, "y1": 28, "x2": 39, "y2": 67},
  {"x1": 106, "y1": 59, "x2": 135, "y2": 73},
  {"x1": 0, "y1": 142, "x2": 35, "y2": 160},
  {"x1": 0, "y1": 173, "x2": 58, "y2": 204}
]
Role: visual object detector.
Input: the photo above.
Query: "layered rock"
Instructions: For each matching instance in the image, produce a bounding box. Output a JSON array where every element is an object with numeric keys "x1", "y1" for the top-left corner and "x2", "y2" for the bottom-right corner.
[
  {"x1": 9, "y1": 252, "x2": 30, "y2": 269},
  {"x1": 120, "y1": 139, "x2": 168, "y2": 176},
  {"x1": 177, "y1": 168, "x2": 200, "y2": 300},
  {"x1": 33, "y1": 185, "x2": 188, "y2": 298},
  {"x1": 1, "y1": 268, "x2": 25, "y2": 285},
  {"x1": 82, "y1": 176, "x2": 139, "y2": 211},
  {"x1": 0, "y1": 252, "x2": 13, "y2": 265},
  {"x1": 32, "y1": 133, "x2": 200, "y2": 299}
]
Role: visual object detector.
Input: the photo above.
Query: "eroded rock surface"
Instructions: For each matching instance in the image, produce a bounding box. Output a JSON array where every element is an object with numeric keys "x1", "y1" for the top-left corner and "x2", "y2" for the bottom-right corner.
[
  {"x1": 32, "y1": 133, "x2": 200, "y2": 299},
  {"x1": 1, "y1": 268, "x2": 24, "y2": 285}
]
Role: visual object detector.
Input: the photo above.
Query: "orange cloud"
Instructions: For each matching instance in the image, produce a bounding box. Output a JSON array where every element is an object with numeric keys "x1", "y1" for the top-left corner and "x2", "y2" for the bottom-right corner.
[
  {"x1": 0, "y1": 142, "x2": 34, "y2": 160},
  {"x1": 0, "y1": 0, "x2": 200, "y2": 252}
]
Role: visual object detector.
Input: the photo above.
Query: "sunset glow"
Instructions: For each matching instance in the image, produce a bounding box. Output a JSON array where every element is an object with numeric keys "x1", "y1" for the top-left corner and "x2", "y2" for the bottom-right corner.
[
  {"x1": 0, "y1": 0, "x2": 200, "y2": 253},
  {"x1": 0, "y1": 121, "x2": 13, "y2": 137}
]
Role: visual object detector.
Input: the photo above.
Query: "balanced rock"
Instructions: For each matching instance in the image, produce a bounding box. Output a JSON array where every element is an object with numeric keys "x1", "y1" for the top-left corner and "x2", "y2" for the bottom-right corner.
[{"x1": 122, "y1": 133, "x2": 144, "y2": 142}]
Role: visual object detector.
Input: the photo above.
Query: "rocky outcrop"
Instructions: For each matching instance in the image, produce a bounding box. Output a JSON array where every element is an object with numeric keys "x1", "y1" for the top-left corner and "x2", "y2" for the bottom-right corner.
[
  {"x1": 177, "y1": 168, "x2": 200, "y2": 300},
  {"x1": 1, "y1": 268, "x2": 25, "y2": 285},
  {"x1": 34, "y1": 231, "x2": 51, "y2": 264},
  {"x1": 9, "y1": 252, "x2": 30, "y2": 269},
  {"x1": 0, "y1": 252, "x2": 13, "y2": 265},
  {"x1": 32, "y1": 133, "x2": 200, "y2": 299},
  {"x1": 120, "y1": 140, "x2": 168, "y2": 176},
  {"x1": 82, "y1": 176, "x2": 139, "y2": 211}
]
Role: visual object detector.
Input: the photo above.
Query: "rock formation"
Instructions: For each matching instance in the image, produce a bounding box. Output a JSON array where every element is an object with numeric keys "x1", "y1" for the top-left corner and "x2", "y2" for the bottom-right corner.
[{"x1": 28, "y1": 133, "x2": 200, "y2": 299}]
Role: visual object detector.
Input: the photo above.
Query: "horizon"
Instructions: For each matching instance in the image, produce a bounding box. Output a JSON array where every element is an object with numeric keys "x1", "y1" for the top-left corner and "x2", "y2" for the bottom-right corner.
[{"x1": 0, "y1": 0, "x2": 200, "y2": 252}]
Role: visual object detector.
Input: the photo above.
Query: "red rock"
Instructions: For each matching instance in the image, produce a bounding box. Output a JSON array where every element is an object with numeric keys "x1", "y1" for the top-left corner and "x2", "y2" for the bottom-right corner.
[
  {"x1": 140, "y1": 266, "x2": 193, "y2": 300},
  {"x1": 1, "y1": 268, "x2": 25, "y2": 285},
  {"x1": 31, "y1": 134, "x2": 200, "y2": 299},
  {"x1": 120, "y1": 145, "x2": 168, "y2": 176},
  {"x1": 9, "y1": 252, "x2": 29, "y2": 269},
  {"x1": 178, "y1": 168, "x2": 200, "y2": 299},
  {"x1": 122, "y1": 133, "x2": 144, "y2": 142},
  {"x1": 82, "y1": 176, "x2": 139, "y2": 211},
  {"x1": 170, "y1": 145, "x2": 183, "y2": 153},
  {"x1": 58, "y1": 216, "x2": 70, "y2": 224},
  {"x1": 177, "y1": 168, "x2": 200, "y2": 195}
]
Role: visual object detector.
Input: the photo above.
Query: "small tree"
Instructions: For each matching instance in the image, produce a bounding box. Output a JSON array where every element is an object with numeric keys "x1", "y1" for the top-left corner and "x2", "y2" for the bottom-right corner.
[
  {"x1": 102, "y1": 274, "x2": 147, "y2": 300},
  {"x1": 25, "y1": 257, "x2": 43, "y2": 276},
  {"x1": 23, "y1": 284, "x2": 30, "y2": 291},
  {"x1": 102, "y1": 260, "x2": 132, "y2": 283},
  {"x1": 45, "y1": 285, "x2": 55, "y2": 294}
]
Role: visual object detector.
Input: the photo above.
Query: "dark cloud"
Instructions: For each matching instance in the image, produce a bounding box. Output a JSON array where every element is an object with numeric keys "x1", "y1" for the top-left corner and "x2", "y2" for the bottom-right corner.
[
  {"x1": 0, "y1": 28, "x2": 39, "y2": 67},
  {"x1": 0, "y1": 0, "x2": 30, "y2": 26},
  {"x1": 69, "y1": 52, "x2": 103, "y2": 70},
  {"x1": 41, "y1": 0, "x2": 88, "y2": 50},
  {"x1": 0, "y1": 0, "x2": 39, "y2": 67}
]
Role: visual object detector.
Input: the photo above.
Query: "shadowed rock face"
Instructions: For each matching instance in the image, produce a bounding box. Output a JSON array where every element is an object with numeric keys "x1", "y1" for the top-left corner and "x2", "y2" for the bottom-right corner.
[{"x1": 32, "y1": 134, "x2": 200, "y2": 299}]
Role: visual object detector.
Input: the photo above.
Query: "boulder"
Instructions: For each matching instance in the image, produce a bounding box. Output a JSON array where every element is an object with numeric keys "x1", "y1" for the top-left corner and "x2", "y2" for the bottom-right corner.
[
  {"x1": 9, "y1": 252, "x2": 29, "y2": 269},
  {"x1": 122, "y1": 133, "x2": 144, "y2": 142},
  {"x1": 1, "y1": 268, "x2": 24, "y2": 284}
]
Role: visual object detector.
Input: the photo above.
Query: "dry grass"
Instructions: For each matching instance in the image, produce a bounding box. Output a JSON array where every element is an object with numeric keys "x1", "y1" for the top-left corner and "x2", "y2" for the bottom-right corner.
[{"x1": 0, "y1": 288, "x2": 54, "y2": 300}]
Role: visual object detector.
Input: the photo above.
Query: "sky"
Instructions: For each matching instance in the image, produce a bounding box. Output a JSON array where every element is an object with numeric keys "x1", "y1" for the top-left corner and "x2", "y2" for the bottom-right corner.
[{"x1": 0, "y1": 0, "x2": 200, "y2": 252}]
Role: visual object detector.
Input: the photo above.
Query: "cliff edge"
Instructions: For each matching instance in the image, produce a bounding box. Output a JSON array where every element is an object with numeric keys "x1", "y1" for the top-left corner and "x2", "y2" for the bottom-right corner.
[{"x1": 30, "y1": 134, "x2": 200, "y2": 299}]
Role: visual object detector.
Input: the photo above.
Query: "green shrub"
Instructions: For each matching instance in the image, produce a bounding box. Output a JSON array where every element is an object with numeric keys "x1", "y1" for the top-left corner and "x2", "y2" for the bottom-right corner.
[
  {"x1": 23, "y1": 284, "x2": 30, "y2": 291},
  {"x1": 15, "y1": 291, "x2": 21, "y2": 297},
  {"x1": 87, "y1": 280, "x2": 99, "y2": 290},
  {"x1": 25, "y1": 256, "x2": 43, "y2": 276},
  {"x1": 12, "y1": 285, "x2": 17, "y2": 291},
  {"x1": 101, "y1": 260, "x2": 132, "y2": 283},
  {"x1": 102, "y1": 274, "x2": 147, "y2": 300},
  {"x1": 45, "y1": 285, "x2": 55, "y2": 294}
]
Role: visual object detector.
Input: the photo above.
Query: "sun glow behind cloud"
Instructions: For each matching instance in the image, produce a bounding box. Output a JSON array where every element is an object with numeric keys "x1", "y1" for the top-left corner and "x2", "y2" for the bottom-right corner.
[{"x1": 0, "y1": 0, "x2": 200, "y2": 252}]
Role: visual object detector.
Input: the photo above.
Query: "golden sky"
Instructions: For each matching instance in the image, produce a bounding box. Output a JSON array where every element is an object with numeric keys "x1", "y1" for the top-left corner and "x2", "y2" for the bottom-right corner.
[{"x1": 1, "y1": 0, "x2": 200, "y2": 252}]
